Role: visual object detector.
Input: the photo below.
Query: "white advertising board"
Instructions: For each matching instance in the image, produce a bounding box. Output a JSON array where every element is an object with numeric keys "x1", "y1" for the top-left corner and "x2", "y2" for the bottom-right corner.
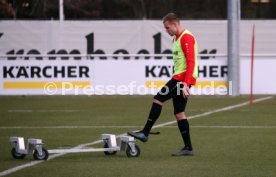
[{"x1": 0, "y1": 20, "x2": 275, "y2": 95}]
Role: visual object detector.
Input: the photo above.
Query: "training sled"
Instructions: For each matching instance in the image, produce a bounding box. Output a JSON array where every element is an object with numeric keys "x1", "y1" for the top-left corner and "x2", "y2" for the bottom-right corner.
[
  {"x1": 9, "y1": 137, "x2": 48, "y2": 160},
  {"x1": 9, "y1": 134, "x2": 140, "y2": 161}
]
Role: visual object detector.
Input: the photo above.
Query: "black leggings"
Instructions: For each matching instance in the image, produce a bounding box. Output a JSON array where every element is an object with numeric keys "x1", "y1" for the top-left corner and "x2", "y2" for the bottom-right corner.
[{"x1": 153, "y1": 78, "x2": 188, "y2": 114}]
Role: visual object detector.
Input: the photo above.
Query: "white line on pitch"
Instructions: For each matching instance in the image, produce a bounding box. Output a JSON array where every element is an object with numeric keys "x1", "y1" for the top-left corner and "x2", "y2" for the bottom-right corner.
[
  {"x1": 1, "y1": 125, "x2": 275, "y2": 129},
  {"x1": 0, "y1": 126, "x2": 142, "y2": 129},
  {"x1": 152, "y1": 96, "x2": 273, "y2": 128},
  {"x1": 0, "y1": 96, "x2": 273, "y2": 177},
  {"x1": 167, "y1": 125, "x2": 276, "y2": 129},
  {"x1": 7, "y1": 110, "x2": 84, "y2": 113}
]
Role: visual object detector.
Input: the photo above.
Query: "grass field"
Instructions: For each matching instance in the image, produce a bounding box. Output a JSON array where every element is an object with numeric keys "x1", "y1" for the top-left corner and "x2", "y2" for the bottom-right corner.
[{"x1": 0, "y1": 95, "x2": 275, "y2": 177}]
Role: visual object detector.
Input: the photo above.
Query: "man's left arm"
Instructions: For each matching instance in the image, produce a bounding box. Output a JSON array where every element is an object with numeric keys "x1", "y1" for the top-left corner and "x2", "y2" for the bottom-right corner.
[{"x1": 180, "y1": 34, "x2": 196, "y2": 97}]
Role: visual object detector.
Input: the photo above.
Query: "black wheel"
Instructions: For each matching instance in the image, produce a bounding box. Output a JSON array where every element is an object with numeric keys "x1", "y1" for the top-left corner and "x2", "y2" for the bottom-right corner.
[
  {"x1": 11, "y1": 148, "x2": 26, "y2": 159},
  {"x1": 126, "y1": 144, "x2": 140, "y2": 157},
  {"x1": 33, "y1": 148, "x2": 49, "y2": 160},
  {"x1": 103, "y1": 142, "x2": 117, "y2": 155}
]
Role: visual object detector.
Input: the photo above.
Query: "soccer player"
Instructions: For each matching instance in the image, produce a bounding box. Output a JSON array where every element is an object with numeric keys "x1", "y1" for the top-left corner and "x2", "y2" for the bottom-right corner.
[{"x1": 128, "y1": 12, "x2": 198, "y2": 156}]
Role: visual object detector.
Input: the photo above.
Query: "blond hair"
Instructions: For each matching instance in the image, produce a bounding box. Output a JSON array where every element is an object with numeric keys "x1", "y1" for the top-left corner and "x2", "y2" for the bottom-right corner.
[{"x1": 162, "y1": 13, "x2": 180, "y2": 23}]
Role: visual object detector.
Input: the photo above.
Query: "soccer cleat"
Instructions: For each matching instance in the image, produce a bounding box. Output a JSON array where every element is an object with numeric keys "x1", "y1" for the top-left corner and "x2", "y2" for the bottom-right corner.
[
  {"x1": 127, "y1": 131, "x2": 148, "y2": 142},
  {"x1": 171, "y1": 147, "x2": 194, "y2": 156}
]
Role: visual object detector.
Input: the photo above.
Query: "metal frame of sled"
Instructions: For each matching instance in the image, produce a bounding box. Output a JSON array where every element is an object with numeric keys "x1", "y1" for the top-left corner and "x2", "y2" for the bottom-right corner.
[{"x1": 9, "y1": 134, "x2": 140, "y2": 161}]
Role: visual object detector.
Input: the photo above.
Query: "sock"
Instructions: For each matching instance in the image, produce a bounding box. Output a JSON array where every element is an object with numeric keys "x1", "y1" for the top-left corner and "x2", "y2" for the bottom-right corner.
[
  {"x1": 177, "y1": 119, "x2": 193, "y2": 150},
  {"x1": 142, "y1": 103, "x2": 162, "y2": 136}
]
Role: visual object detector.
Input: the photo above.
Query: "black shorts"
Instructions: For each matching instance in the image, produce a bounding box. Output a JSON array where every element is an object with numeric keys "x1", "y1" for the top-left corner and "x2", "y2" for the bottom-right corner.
[{"x1": 154, "y1": 78, "x2": 189, "y2": 114}]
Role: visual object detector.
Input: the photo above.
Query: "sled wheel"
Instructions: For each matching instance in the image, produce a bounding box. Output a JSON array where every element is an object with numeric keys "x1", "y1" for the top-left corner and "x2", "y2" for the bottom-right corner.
[
  {"x1": 33, "y1": 148, "x2": 49, "y2": 160},
  {"x1": 11, "y1": 148, "x2": 26, "y2": 159},
  {"x1": 103, "y1": 142, "x2": 117, "y2": 155},
  {"x1": 126, "y1": 144, "x2": 140, "y2": 157}
]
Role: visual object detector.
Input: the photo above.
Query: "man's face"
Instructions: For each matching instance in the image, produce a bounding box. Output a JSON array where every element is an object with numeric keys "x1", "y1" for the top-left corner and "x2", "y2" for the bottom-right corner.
[{"x1": 163, "y1": 21, "x2": 178, "y2": 36}]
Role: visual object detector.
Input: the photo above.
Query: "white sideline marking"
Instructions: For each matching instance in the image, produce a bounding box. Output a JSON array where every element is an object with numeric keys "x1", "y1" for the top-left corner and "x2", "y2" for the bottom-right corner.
[
  {"x1": 0, "y1": 126, "x2": 142, "y2": 129},
  {"x1": 7, "y1": 110, "x2": 83, "y2": 113},
  {"x1": 168, "y1": 125, "x2": 276, "y2": 129},
  {"x1": 0, "y1": 96, "x2": 273, "y2": 177},
  {"x1": 153, "y1": 96, "x2": 273, "y2": 128},
  {"x1": 1, "y1": 125, "x2": 276, "y2": 129}
]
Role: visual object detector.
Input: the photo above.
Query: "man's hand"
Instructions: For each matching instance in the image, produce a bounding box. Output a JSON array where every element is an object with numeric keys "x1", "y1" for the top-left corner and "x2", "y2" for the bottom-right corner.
[{"x1": 182, "y1": 82, "x2": 190, "y2": 98}]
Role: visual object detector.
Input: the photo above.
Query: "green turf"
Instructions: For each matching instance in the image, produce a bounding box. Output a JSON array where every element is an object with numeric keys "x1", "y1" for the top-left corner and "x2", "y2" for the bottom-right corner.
[{"x1": 0, "y1": 95, "x2": 275, "y2": 177}]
